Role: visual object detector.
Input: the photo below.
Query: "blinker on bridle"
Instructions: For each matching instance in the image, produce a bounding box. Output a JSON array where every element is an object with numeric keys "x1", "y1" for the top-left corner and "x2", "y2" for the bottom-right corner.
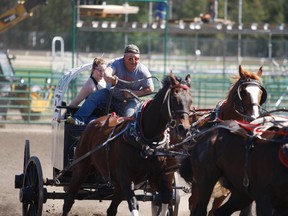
[
  {"x1": 234, "y1": 79, "x2": 267, "y2": 121},
  {"x1": 237, "y1": 79, "x2": 267, "y2": 105}
]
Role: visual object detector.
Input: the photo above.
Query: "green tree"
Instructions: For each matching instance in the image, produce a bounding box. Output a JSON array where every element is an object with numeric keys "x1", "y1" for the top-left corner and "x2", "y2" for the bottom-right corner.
[
  {"x1": 262, "y1": 0, "x2": 286, "y2": 24},
  {"x1": 0, "y1": 0, "x2": 287, "y2": 52}
]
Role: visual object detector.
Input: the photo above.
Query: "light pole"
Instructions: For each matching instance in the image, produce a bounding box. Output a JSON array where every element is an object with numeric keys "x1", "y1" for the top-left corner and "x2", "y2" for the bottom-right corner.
[
  {"x1": 238, "y1": 0, "x2": 242, "y2": 65},
  {"x1": 72, "y1": 0, "x2": 77, "y2": 68}
]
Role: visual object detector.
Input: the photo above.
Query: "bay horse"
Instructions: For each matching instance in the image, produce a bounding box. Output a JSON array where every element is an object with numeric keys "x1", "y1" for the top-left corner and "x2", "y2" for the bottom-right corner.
[
  {"x1": 62, "y1": 72, "x2": 193, "y2": 216},
  {"x1": 184, "y1": 65, "x2": 267, "y2": 215},
  {"x1": 179, "y1": 116, "x2": 288, "y2": 216}
]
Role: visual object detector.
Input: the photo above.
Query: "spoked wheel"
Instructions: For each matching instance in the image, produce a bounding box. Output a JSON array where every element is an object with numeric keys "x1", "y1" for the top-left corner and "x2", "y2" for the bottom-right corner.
[
  {"x1": 20, "y1": 156, "x2": 45, "y2": 216},
  {"x1": 24, "y1": 140, "x2": 30, "y2": 172},
  {"x1": 15, "y1": 140, "x2": 31, "y2": 189}
]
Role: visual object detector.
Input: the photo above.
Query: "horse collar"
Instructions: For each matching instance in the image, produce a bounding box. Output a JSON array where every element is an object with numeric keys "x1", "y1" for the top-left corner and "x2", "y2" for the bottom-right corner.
[
  {"x1": 123, "y1": 100, "x2": 170, "y2": 153},
  {"x1": 212, "y1": 100, "x2": 226, "y2": 121}
]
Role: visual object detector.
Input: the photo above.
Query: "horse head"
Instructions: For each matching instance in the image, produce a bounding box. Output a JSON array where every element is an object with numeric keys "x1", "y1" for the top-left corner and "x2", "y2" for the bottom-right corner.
[
  {"x1": 227, "y1": 65, "x2": 267, "y2": 121},
  {"x1": 142, "y1": 71, "x2": 193, "y2": 142},
  {"x1": 162, "y1": 71, "x2": 193, "y2": 140}
]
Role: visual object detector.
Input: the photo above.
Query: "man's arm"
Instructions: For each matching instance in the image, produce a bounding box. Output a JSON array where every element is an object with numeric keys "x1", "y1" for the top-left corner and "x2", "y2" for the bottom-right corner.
[
  {"x1": 130, "y1": 86, "x2": 154, "y2": 97},
  {"x1": 104, "y1": 67, "x2": 118, "y2": 85},
  {"x1": 131, "y1": 70, "x2": 155, "y2": 97}
]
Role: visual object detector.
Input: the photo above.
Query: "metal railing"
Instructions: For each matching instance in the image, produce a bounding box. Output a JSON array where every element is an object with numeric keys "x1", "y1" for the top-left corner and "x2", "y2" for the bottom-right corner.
[{"x1": 1, "y1": 67, "x2": 288, "y2": 124}]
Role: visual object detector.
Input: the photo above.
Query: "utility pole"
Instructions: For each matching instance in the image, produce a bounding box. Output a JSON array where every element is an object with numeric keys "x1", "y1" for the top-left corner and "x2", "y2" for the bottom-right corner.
[{"x1": 238, "y1": 0, "x2": 242, "y2": 65}]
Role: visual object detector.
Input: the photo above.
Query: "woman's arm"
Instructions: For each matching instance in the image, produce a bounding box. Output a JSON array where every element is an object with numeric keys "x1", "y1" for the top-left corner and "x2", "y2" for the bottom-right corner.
[{"x1": 69, "y1": 79, "x2": 95, "y2": 106}]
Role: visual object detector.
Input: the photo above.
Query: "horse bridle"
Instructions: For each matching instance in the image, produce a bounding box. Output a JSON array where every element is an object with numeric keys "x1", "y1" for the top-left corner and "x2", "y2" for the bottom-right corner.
[
  {"x1": 237, "y1": 79, "x2": 267, "y2": 104},
  {"x1": 235, "y1": 79, "x2": 267, "y2": 119},
  {"x1": 163, "y1": 84, "x2": 191, "y2": 128}
]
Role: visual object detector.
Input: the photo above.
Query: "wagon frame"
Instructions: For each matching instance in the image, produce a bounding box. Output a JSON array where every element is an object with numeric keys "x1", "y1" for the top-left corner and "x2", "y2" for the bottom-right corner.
[{"x1": 14, "y1": 63, "x2": 182, "y2": 216}]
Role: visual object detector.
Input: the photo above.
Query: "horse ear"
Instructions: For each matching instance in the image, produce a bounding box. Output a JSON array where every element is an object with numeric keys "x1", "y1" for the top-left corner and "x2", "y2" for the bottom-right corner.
[
  {"x1": 169, "y1": 70, "x2": 178, "y2": 85},
  {"x1": 257, "y1": 66, "x2": 263, "y2": 77},
  {"x1": 239, "y1": 65, "x2": 247, "y2": 79},
  {"x1": 185, "y1": 74, "x2": 191, "y2": 87}
]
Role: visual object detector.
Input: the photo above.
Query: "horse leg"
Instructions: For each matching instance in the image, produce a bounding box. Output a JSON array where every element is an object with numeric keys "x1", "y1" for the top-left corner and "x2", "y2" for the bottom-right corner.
[
  {"x1": 255, "y1": 197, "x2": 273, "y2": 216},
  {"x1": 151, "y1": 192, "x2": 161, "y2": 216},
  {"x1": 120, "y1": 180, "x2": 139, "y2": 216},
  {"x1": 62, "y1": 162, "x2": 90, "y2": 216},
  {"x1": 239, "y1": 203, "x2": 253, "y2": 216},
  {"x1": 128, "y1": 194, "x2": 139, "y2": 216},
  {"x1": 214, "y1": 191, "x2": 253, "y2": 216},
  {"x1": 107, "y1": 186, "x2": 124, "y2": 216},
  {"x1": 208, "y1": 195, "x2": 228, "y2": 216},
  {"x1": 273, "y1": 206, "x2": 288, "y2": 216},
  {"x1": 150, "y1": 171, "x2": 173, "y2": 216},
  {"x1": 159, "y1": 174, "x2": 172, "y2": 216},
  {"x1": 189, "y1": 179, "x2": 215, "y2": 216},
  {"x1": 151, "y1": 198, "x2": 169, "y2": 216}
]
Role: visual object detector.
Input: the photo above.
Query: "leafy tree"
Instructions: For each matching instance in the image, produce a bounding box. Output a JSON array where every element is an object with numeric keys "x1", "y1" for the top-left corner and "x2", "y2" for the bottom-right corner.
[
  {"x1": 262, "y1": 0, "x2": 285, "y2": 24},
  {"x1": 0, "y1": 0, "x2": 287, "y2": 52}
]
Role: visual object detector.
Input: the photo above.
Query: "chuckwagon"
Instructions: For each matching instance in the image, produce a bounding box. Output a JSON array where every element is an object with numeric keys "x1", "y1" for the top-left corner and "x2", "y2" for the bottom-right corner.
[{"x1": 14, "y1": 63, "x2": 187, "y2": 216}]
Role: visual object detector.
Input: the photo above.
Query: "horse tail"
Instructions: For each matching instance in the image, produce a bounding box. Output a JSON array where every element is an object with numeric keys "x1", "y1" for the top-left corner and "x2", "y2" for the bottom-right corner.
[{"x1": 179, "y1": 156, "x2": 193, "y2": 185}]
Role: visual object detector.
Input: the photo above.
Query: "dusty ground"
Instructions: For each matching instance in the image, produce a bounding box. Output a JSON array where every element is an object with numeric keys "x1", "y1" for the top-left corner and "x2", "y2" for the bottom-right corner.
[
  {"x1": 0, "y1": 123, "x2": 253, "y2": 215},
  {"x1": 0, "y1": 124, "x2": 192, "y2": 215}
]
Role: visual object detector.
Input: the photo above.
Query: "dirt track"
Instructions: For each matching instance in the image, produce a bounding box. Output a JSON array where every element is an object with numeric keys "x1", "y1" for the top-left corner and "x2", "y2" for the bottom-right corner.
[
  {"x1": 0, "y1": 124, "x2": 192, "y2": 215},
  {"x1": 0, "y1": 124, "x2": 253, "y2": 215}
]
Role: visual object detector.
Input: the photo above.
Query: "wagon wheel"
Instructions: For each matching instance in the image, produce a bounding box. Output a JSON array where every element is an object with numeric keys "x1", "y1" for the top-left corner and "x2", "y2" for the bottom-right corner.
[
  {"x1": 151, "y1": 172, "x2": 180, "y2": 216},
  {"x1": 20, "y1": 156, "x2": 44, "y2": 216},
  {"x1": 23, "y1": 140, "x2": 30, "y2": 172},
  {"x1": 15, "y1": 140, "x2": 31, "y2": 189}
]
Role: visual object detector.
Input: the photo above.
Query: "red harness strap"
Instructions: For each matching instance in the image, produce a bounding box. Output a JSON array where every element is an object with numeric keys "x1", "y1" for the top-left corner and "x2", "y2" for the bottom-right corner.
[
  {"x1": 233, "y1": 120, "x2": 288, "y2": 169},
  {"x1": 172, "y1": 83, "x2": 190, "y2": 90}
]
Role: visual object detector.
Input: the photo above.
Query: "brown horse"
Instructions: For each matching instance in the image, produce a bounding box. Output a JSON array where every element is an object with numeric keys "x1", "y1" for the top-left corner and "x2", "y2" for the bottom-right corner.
[
  {"x1": 185, "y1": 65, "x2": 267, "y2": 215},
  {"x1": 179, "y1": 116, "x2": 288, "y2": 216},
  {"x1": 62, "y1": 72, "x2": 193, "y2": 216},
  {"x1": 190, "y1": 65, "x2": 266, "y2": 125}
]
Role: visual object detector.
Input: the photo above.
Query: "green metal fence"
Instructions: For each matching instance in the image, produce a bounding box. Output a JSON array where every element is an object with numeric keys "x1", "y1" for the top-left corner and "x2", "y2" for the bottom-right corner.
[{"x1": 1, "y1": 68, "x2": 288, "y2": 125}]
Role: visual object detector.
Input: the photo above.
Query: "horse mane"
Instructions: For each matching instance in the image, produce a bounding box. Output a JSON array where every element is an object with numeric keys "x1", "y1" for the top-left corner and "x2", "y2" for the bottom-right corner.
[
  {"x1": 161, "y1": 74, "x2": 189, "y2": 88},
  {"x1": 227, "y1": 68, "x2": 262, "y2": 101},
  {"x1": 161, "y1": 75, "x2": 171, "y2": 88}
]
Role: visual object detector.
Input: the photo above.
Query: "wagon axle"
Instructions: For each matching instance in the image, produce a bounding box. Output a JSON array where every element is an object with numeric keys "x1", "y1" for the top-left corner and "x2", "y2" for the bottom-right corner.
[
  {"x1": 20, "y1": 185, "x2": 47, "y2": 204},
  {"x1": 14, "y1": 173, "x2": 24, "y2": 189}
]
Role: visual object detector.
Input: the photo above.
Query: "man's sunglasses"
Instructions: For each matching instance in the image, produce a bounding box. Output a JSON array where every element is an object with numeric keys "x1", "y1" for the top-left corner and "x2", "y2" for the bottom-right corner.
[{"x1": 127, "y1": 57, "x2": 140, "y2": 62}]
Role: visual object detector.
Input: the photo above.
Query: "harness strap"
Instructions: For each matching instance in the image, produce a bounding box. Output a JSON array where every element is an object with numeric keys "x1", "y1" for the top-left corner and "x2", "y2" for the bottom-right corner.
[
  {"x1": 213, "y1": 100, "x2": 226, "y2": 120},
  {"x1": 243, "y1": 136, "x2": 254, "y2": 190},
  {"x1": 105, "y1": 124, "x2": 118, "y2": 184}
]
